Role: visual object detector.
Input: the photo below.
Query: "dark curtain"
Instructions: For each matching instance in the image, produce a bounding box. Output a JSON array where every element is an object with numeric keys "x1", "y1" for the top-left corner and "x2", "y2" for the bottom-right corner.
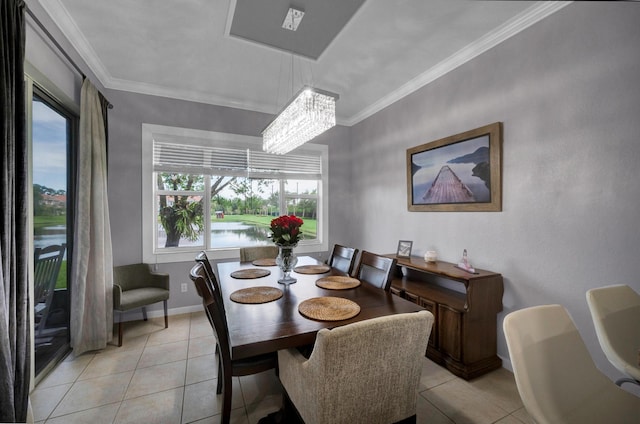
[{"x1": 0, "y1": 0, "x2": 30, "y2": 422}]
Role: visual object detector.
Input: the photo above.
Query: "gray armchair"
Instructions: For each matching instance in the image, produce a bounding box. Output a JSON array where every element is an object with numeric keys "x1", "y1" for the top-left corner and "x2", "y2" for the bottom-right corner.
[
  {"x1": 278, "y1": 310, "x2": 433, "y2": 424},
  {"x1": 113, "y1": 264, "x2": 170, "y2": 346}
]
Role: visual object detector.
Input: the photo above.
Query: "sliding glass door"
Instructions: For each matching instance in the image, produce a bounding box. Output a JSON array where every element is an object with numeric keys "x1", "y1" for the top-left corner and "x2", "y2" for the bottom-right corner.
[{"x1": 31, "y1": 87, "x2": 76, "y2": 377}]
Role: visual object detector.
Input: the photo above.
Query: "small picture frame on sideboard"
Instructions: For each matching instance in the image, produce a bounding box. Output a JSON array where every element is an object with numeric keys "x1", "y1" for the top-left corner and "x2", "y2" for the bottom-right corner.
[{"x1": 396, "y1": 240, "x2": 413, "y2": 258}]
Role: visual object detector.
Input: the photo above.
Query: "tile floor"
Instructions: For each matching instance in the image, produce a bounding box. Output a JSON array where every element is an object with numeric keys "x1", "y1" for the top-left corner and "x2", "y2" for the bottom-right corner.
[{"x1": 31, "y1": 312, "x2": 533, "y2": 424}]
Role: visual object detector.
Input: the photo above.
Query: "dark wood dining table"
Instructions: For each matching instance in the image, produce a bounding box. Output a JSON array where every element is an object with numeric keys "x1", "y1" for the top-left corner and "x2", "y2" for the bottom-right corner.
[{"x1": 217, "y1": 256, "x2": 425, "y2": 360}]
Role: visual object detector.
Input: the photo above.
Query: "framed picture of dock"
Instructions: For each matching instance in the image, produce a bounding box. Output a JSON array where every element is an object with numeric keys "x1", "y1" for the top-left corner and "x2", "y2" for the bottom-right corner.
[{"x1": 407, "y1": 122, "x2": 502, "y2": 212}]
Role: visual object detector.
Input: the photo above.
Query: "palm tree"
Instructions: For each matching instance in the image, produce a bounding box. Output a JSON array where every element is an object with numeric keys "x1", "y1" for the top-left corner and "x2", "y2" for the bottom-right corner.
[{"x1": 157, "y1": 174, "x2": 235, "y2": 247}]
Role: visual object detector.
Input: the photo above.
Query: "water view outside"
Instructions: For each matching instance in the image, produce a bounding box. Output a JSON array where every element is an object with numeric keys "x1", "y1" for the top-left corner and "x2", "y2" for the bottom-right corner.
[
  {"x1": 155, "y1": 175, "x2": 318, "y2": 250},
  {"x1": 157, "y1": 221, "x2": 273, "y2": 248}
]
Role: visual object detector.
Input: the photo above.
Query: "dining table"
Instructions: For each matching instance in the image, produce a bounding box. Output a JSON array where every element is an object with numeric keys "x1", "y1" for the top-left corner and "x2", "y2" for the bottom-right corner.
[{"x1": 216, "y1": 255, "x2": 425, "y2": 360}]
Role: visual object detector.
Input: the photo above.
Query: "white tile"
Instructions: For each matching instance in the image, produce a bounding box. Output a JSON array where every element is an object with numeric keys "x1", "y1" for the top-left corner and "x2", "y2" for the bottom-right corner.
[
  {"x1": 468, "y1": 368, "x2": 523, "y2": 413},
  {"x1": 116, "y1": 318, "x2": 165, "y2": 343},
  {"x1": 125, "y1": 360, "x2": 187, "y2": 400},
  {"x1": 181, "y1": 378, "x2": 243, "y2": 424},
  {"x1": 146, "y1": 318, "x2": 191, "y2": 346},
  {"x1": 190, "y1": 407, "x2": 249, "y2": 424},
  {"x1": 422, "y1": 378, "x2": 511, "y2": 424},
  {"x1": 103, "y1": 333, "x2": 149, "y2": 352},
  {"x1": 416, "y1": 394, "x2": 454, "y2": 424},
  {"x1": 244, "y1": 393, "x2": 283, "y2": 424},
  {"x1": 116, "y1": 387, "x2": 184, "y2": 424},
  {"x1": 238, "y1": 370, "x2": 281, "y2": 406},
  {"x1": 36, "y1": 354, "x2": 93, "y2": 389},
  {"x1": 30, "y1": 383, "x2": 72, "y2": 422},
  {"x1": 189, "y1": 312, "x2": 212, "y2": 339},
  {"x1": 418, "y1": 358, "x2": 457, "y2": 391},
  {"x1": 495, "y1": 415, "x2": 529, "y2": 424},
  {"x1": 78, "y1": 349, "x2": 143, "y2": 380},
  {"x1": 45, "y1": 402, "x2": 120, "y2": 424},
  {"x1": 63, "y1": 351, "x2": 97, "y2": 363},
  {"x1": 186, "y1": 354, "x2": 218, "y2": 385},
  {"x1": 138, "y1": 340, "x2": 189, "y2": 368},
  {"x1": 188, "y1": 335, "x2": 216, "y2": 358},
  {"x1": 511, "y1": 407, "x2": 535, "y2": 424},
  {"x1": 51, "y1": 371, "x2": 133, "y2": 418}
]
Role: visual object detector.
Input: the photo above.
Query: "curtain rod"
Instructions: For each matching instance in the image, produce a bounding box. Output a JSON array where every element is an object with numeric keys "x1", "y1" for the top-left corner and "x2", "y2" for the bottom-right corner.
[{"x1": 25, "y1": 6, "x2": 114, "y2": 109}]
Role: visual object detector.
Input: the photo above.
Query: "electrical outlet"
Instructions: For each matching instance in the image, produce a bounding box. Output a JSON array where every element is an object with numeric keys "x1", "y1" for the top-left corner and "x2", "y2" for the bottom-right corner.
[{"x1": 181, "y1": 283, "x2": 188, "y2": 293}]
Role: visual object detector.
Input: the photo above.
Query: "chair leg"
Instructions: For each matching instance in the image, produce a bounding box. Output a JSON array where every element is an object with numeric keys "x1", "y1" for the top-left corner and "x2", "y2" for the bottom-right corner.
[
  {"x1": 615, "y1": 377, "x2": 640, "y2": 387},
  {"x1": 163, "y1": 300, "x2": 168, "y2": 328},
  {"x1": 221, "y1": 370, "x2": 232, "y2": 424},
  {"x1": 142, "y1": 306, "x2": 148, "y2": 321},
  {"x1": 216, "y1": 356, "x2": 223, "y2": 394},
  {"x1": 118, "y1": 318, "x2": 123, "y2": 347}
]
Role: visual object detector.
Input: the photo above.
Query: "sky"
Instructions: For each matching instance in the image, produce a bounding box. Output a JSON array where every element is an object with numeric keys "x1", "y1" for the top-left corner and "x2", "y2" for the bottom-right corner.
[
  {"x1": 412, "y1": 135, "x2": 489, "y2": 168},
  {"x1": 32, "y1": 100, "x2": 67, "y2": 192}
]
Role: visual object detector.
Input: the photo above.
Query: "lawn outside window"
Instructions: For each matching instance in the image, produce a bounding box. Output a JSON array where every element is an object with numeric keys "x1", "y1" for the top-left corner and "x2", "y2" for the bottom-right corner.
[{"x1": 142, "y1": 124, "x2": 328, "y2": 263}]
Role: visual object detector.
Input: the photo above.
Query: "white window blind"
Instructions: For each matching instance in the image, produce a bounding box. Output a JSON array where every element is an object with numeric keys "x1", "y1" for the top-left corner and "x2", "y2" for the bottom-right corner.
[{"x1": 153, "y1": 141, "x2": 322, "y2": 179}]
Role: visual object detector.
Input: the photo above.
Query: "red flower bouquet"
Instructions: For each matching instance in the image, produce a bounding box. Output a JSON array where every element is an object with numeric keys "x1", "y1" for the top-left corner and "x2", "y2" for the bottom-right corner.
[{"x1": 269, "y1": 215, "x2": 304, "y2": 246}]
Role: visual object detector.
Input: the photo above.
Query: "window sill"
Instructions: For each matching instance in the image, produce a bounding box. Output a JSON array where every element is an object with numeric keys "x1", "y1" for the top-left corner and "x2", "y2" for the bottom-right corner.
[{"x1": 145, "y1": 241, "x2": 327, "y2": 264}]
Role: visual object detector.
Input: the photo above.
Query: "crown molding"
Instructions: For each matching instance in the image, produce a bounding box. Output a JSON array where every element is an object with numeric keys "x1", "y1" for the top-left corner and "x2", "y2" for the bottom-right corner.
[
  {"x1": 343, "y1": 1, "x2": 572, "y2": 126},
  {"x1": 107, "y1": 77, "x2": 277, "y2": 115},
  {"x1": 38, "y1": 0, "x2": 112, "y2": 85},
  {"x1": 39, "y1": 0, "x2": 571, "y2": 127}
]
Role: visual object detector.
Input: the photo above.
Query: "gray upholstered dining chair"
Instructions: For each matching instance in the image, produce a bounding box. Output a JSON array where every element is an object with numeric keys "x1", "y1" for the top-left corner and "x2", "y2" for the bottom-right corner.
[
  {"x1": 189, "y1": 262, "x2": 278, "y2": 424},
  {"x1": 327, "y1": 244, "x2": 358, "y2": 276},
  {"x1": 278, "y1": 310, "x2": 433, "y2": 424},
  {"x1": 113, "y1": 264, "x2": 170, "y2": 347},
  {"x1": 354, "y1": 251, "x2": 397, "y2": 292},
  {"x1": 239, "y1": 245, "x2": 279, "y2": 262}
]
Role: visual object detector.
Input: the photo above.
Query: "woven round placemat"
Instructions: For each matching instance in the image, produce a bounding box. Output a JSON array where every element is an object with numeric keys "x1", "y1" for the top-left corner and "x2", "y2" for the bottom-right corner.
[
  {"x1": 293, "y1": 264, "x2": 331, "y2": 274},
  {"x1": 230, "y1": 286, "x2": 283, "y2": 304},
  {"x1": 230, "y1": 268, "x2": 271, "y2": 279},
  {"x1": 252, "y1": 258, "x2": 277, "y2": 267},
  {"x1": 298, "y1": 297, "x2": 360, "y2": 321},
  {"x1": 316, "y1": 276, "x2": 361, "y2": 290}
]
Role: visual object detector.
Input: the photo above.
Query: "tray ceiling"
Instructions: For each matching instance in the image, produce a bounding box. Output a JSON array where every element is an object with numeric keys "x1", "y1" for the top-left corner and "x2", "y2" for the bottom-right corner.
[{"x1": 37, "y1": 0, "x2": 569, "y2": 125}]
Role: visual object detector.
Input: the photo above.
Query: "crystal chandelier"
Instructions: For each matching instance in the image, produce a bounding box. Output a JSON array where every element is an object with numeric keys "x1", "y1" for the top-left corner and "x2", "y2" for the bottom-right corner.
[{"x1": 263, "y1": 87, "x2": 338, "y2": 155}]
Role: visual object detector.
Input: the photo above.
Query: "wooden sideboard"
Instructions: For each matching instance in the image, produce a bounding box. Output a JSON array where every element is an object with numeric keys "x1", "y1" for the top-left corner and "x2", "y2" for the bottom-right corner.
[{"x1": 386, "y1": 255, "x2": 504, "y2": 380}]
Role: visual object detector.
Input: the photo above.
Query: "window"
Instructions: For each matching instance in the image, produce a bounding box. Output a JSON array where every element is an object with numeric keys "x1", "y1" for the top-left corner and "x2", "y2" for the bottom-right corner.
[
  {"x1": 27, "y1": 78, "x2": 78, "y2": 378},
  {"x1": 142, "y1": 124, "x2": 328, "y2": 263}
]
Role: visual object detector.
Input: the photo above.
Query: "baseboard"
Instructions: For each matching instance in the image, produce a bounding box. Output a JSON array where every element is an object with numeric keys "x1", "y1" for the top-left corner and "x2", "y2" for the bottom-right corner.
[
  {"x1": 116, "y1": 305, "x2": 202, "y2": 323},
  {"x1": 498, "y1": 354, "x2": 513, "y2": 373}
]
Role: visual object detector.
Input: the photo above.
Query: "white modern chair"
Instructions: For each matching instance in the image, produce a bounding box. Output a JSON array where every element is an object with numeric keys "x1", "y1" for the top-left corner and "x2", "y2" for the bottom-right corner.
[
  {"x1": 278, "y1": 310, "x2": 433, "y2": 424},
  {"x1": 504, "y1": 304, "x2": 640, "y2": 424},
  {"x1": 586, "y1": 284, "x2": 640, "y2": 386}
]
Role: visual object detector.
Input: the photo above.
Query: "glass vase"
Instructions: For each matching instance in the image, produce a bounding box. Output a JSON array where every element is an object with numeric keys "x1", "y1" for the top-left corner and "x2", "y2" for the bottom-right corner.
[{"x1": 276, "y1": 244, "x2": 298, "y2": 285}]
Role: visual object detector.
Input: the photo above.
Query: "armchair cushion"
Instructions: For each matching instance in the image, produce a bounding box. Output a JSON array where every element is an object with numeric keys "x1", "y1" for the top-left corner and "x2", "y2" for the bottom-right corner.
[
  {"x1": 278, "y1": 310, "x2": 433, "y2": 424},
  {"x1": 115, "y1": 287, "x2": 170, "y2": 311}
]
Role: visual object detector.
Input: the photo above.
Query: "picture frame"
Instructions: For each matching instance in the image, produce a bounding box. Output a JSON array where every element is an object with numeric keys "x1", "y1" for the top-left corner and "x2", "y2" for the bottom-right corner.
[
  {"x1": 396, "y1": 240, "x2": 413, "y2": 258},
  {"x1": 407, "y1": 122, "x2": 502, "y2": 212}
]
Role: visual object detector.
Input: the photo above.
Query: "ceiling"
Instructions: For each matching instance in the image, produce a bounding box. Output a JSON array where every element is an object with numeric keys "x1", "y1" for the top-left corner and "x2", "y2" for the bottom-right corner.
[{"x1": 38, "y1": 0, "x2": 569, "y2": 126}]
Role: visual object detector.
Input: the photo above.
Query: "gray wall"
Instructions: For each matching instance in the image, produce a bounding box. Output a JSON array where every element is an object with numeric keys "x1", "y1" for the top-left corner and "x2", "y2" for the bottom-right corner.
[
  {"x1": 106, "y1": 90, "x2": 352, "y2": 312},
  {"x1": 349, "y1": 2, "x2": 640, "y2": 384}
]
